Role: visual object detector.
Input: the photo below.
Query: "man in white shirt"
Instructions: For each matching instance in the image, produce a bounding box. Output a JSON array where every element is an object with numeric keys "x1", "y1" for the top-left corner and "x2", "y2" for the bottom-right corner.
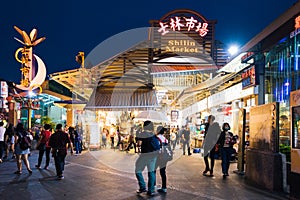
[{"x1": 0, "y1": 121, "x2": 6, "y2": 163}]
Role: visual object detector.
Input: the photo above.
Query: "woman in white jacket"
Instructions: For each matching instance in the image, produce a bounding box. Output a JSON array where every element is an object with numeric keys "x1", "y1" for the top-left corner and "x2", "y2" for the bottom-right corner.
[{"x1": 156, "y1": 126, "x2": 169, "y2": 193}]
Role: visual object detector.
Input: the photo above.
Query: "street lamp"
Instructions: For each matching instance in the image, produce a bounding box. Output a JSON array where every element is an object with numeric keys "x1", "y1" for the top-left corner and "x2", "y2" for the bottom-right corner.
[{"x1": 228, "y1": 45, "x2": 239, "y2": 56}]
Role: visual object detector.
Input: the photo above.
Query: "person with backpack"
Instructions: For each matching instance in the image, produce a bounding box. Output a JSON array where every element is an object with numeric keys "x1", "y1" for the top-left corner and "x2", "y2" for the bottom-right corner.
[
  {"x1": 135, "y1": 120, "x2": 160, "y2": 196},
  {"x1": 14, "y1": 123, "x2": 33, "y2": 174},
  {"x1": 35, "y1": 124, "x2": 52, "y2": 169}
]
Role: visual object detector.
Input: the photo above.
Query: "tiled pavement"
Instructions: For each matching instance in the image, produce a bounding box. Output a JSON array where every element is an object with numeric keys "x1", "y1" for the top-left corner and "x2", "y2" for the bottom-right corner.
[{"x1": 0, "y1": 147, "x2": 290, "y2": 200}]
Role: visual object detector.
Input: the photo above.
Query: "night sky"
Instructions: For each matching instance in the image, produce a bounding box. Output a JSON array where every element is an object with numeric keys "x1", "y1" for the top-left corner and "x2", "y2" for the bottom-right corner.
[{"x1": 0, "y1": 0, "x2": 297, "y2": 83}]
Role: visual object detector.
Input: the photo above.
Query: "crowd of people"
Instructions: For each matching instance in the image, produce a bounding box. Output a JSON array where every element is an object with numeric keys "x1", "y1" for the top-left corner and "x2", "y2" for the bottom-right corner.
[
  {"x1": 133, "y1": 115, "x2": 240, "y2": 196},
  {"x1": 0, "y1": 114, "x2": 241, "y2": 193},
  {"x1": 202, "y1": 115, "x2": 239, "y2": 179},
  {"x1": 0, "y1": 122, "x2": 81, "y2": 180}
]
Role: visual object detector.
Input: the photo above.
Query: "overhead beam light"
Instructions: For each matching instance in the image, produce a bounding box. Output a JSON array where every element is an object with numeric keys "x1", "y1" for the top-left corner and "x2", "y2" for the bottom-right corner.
[{"x1": 228, "y1": 45, "x2": 239, "y2": 56}]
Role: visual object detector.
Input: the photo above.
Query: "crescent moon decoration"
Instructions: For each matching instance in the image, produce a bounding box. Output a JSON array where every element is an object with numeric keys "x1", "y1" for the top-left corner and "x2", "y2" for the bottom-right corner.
[
  {"x1": 16, "y1": 54, "x2": 46, "y2": 91},
  {"x1": 14, "y1": 48, "x2": 23, "y2": 63},
  {"x1": 30, "y1": 54, "x2": 47, "y2": 89}
]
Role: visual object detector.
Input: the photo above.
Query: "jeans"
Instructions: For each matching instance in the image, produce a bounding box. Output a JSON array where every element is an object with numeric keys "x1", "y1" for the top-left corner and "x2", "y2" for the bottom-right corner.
[
  {"x1": 220, "y1": 147, "x2": 232, "y2": 175},
  {"x1": 54, "y1": 154, "x2": 66, "y2": 176},
  {"x1": 37, "y1": 147, "x2": 51, "y2": 167},
  {"x1": 170, "y1": 140, "x2": 176, "y2": 150},
  {"x1": 135, "y1": 153, "x2": 157, "y2": 193},
  {"x1": 182, "y1": 140, "x2": 191, "y2": 154},
  {"x1": 74, "y1": 140, "x2": 82, "y2": 154},
  {"x1": 102, "y1": 138, "x2": 107, "y2": 147}
]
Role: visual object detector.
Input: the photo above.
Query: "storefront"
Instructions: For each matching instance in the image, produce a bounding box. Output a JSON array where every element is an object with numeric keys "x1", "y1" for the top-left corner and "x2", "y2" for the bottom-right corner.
[{"x1": 49, "y1": 9, "x2": 230, "y2": 150}]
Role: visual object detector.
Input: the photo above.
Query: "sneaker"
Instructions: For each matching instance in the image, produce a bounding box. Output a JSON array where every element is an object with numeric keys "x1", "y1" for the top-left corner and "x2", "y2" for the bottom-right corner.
[
  {"x1": 147, "y1": 191, "x2": 156, "y2": 196},
  {"x1": 44, "y1": 166, "x2": 48, "y2": 170},
  {"x1": 136, "y1": 188, "x2": 147, "y2": 193},
  {"x1": 35, "y1": 165, "x2": 41, "y2": 169},
  {"x1": 157, "y1": 188, "x2": 167, "y2": 193},
  {"x1": 57, "y1": 175, "x2": 64, "y2": 180},
  {"x1": 202, "y1": 170, "x2": 209, "y2": 175},
  {"x1": 14, "y1": 171, "x2": 22, "y2": 175}
]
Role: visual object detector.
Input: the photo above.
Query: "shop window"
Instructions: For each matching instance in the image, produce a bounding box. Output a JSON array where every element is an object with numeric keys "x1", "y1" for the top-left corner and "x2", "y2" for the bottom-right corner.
[
  {"x1": 279, "y1": 114, "x2": 290, "y2": 146},
  {"x1": 292, "y1": 106, "x2": 300, "y2": 149}
]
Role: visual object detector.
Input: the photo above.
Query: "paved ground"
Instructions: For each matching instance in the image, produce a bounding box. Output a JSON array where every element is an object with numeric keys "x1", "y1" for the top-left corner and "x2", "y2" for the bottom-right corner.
[{"x1": 0, "y1": 147, "x2": 291, "y2": 200}]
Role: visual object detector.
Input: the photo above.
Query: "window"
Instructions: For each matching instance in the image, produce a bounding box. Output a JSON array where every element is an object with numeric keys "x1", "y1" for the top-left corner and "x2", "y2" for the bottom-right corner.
[{"x1": 292, "y1": 106, "x2": 300, "y2": 149}]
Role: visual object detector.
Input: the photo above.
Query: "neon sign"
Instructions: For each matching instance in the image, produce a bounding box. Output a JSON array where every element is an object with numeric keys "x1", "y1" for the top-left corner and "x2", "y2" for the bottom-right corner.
[
  {"x1": 166, "y1": 40, "x2": 199, "y2": 53},
  {"x1": 295, "y1": 15, "x2": 300, "y2": 30},
  {"x1": 242, "y1": 66, "x2": 256, "y2": 89},
  {"x1": 158, "y1": 16, "x2": 209, "y2": 37}
]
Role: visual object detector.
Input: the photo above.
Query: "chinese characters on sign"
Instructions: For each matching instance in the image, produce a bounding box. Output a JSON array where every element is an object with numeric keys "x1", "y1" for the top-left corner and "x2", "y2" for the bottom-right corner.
[
  {"x1": 290, "y1": 15, "x2": 300, "y2": 38},
  {"x1": 242, "y1": 66, "x2": 256, "y2": 89},
  {"x1": 295, "y1": 15, "x2": 300, "y2": 30},
  {"x1": 0, "y1": 81, "x2": 8, "y2": 98},
  {"x1": 158, "y1": 16, "x2": 209, "y2": 37},
  {"x1": 0, "y1": 81, "x2": 8, "y2": 109}
]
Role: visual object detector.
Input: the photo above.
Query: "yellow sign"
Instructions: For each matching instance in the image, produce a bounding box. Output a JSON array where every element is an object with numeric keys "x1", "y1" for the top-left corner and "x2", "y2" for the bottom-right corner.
[{"x1": 166, "y1": 40, "x2": 199, "y2": 53}]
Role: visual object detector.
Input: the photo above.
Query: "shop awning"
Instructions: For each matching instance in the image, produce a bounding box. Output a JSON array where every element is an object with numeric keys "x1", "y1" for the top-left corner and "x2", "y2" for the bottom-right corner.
[
  {"x1": 171, "y1": 73, "x2": 235, "y2": 106},
  {"x1": 85, "y1": 87, "x2": 159, "y2": 111}
]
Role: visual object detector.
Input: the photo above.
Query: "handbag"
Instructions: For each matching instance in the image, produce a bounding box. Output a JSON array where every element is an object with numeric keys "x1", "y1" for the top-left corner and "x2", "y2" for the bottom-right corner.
[
  {"x1": 158, "y1": 137, "x2": 173, "y2": 162},
  {"x1": 161, "y1": 144, "x2": 173, "y2": 161}
]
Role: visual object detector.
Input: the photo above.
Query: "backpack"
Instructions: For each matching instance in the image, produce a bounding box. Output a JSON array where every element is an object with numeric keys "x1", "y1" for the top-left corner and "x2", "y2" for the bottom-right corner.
[
  {"x1": 158, "y1": 137, "x2": 173, "y2": 162},
  {"x1": 150, "y1": 135, "x2": 161, "y2": 152},
  {"x1": 19, "y1": 132, "x2": 32, "y2": 150}
]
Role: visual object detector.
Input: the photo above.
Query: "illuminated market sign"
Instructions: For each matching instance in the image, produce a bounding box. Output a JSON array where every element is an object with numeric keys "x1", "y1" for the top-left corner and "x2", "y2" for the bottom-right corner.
[
  {"x1": 290, "y1": 15, "x2": 300, "y2": 38},
  {"x1": 166, "y1": 39, "x2": 199, "y2": 53},
  {"x1": 295, "y1": 15, "x2": 300, "y2": 30},
  {"x1": 158, "y1": 16, "x2": 209, "y2": 37},
  {"x1": 242, "y1": 66, "x2": 256, "y2": 89}
]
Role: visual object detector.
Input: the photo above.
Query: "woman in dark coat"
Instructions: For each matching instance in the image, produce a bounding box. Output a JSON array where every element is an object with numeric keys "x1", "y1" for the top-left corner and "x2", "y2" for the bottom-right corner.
[{"x1": 217, "y1": 122, "x2": 236, "y2": 179}]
